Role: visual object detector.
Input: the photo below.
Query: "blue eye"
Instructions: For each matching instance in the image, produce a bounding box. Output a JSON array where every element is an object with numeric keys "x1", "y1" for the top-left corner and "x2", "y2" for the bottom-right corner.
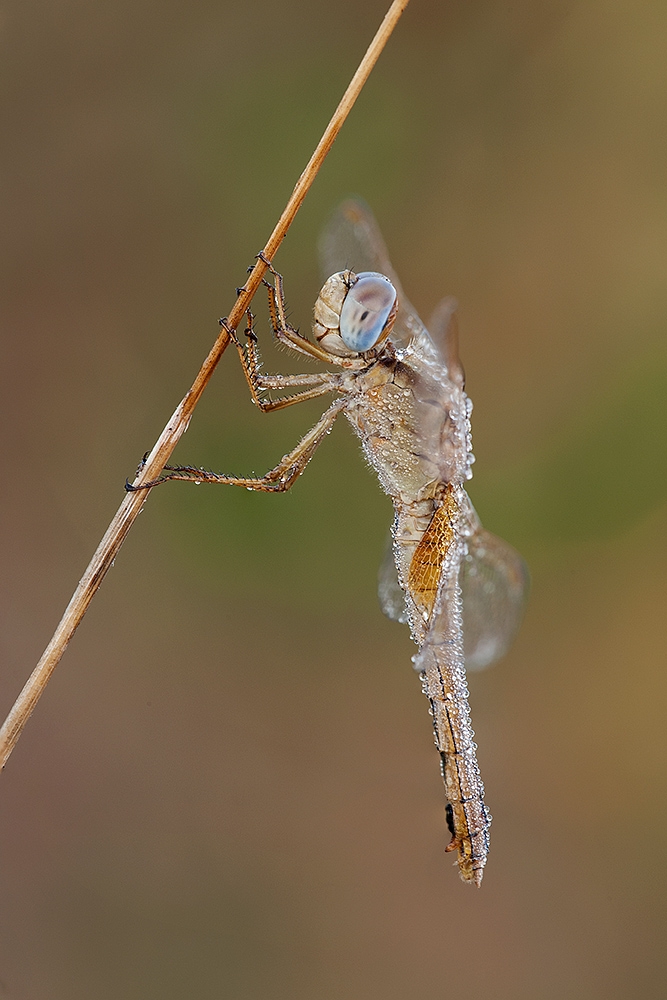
[{"x1": 339, "y1": 272, "x2": 397, "y2": 352}]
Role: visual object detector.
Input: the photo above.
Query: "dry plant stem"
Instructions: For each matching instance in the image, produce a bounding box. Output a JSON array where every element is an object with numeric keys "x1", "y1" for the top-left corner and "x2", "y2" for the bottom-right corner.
[{"x1": 0, "y1": 0, "x2": 411, "y2": 770}]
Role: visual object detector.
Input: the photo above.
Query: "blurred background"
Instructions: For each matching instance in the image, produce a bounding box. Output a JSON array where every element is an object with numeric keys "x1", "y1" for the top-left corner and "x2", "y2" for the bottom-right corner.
[{"x1": 1, "y1": 0, "x2": 667, "y2": 996}]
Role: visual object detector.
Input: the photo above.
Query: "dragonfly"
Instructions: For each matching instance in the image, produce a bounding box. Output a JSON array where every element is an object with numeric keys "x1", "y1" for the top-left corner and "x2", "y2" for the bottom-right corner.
[{"x1": 131, "y1": 200, "x2": 528, "y2": 885}]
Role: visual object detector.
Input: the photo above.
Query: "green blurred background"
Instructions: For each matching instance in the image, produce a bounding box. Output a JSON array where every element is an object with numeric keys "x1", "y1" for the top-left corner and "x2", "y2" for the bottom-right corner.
[{"x1": 2, "y1": 1, "x2": 667, "y2": 996}]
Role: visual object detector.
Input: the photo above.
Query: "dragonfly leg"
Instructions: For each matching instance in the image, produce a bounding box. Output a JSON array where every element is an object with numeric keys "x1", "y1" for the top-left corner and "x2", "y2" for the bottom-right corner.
[
  {"x1": 232, "y1": 258, "x2": 329, "y2": 365},
  {"x1": 127, "y1": 398, "x2": 345, "y2": 493},
  {"x1": 265, "y1": 269, "x2": 365, "y2": 370},
  {"x1": 232, "y1": 307, "x2": 340, "y2": 412}
]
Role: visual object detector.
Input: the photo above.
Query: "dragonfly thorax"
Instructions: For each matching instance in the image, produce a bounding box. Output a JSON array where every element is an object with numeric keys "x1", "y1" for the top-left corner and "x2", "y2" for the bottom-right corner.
[{"x1": 343, "y1": 349, "x2": 474, "y2": 506}]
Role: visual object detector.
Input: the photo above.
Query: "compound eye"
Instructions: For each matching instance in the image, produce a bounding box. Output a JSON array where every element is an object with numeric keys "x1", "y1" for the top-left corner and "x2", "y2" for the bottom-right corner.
[{"x1": 339, "y1": 272, "x2": 397, "y2": 352}]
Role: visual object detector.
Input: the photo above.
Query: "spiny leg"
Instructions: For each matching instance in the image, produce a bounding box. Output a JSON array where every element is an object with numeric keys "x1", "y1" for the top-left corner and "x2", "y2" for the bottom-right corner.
[
  {"x1": 231, "y1": 254, "x2": 330, "y2": 365},
  {"x1": 127, "y1": 398, "x2": 346, "y2": 493},
  {"x1": 237, "y1": 253, "x2": 364, "y2": 369},
  {"x1": 129, "y1": 261, "x2": 348, "y2": 493},
  {"x1": 229, "y1": 308, "x2": 340, "y2": 412}
]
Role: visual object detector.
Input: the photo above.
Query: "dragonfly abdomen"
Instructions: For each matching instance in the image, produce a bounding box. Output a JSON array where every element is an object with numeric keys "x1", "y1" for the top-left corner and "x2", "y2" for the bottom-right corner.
[
  {"x1": 420, "y1": 622, "x2": 491, "y2": 886},
  {"x1": 412, "y1": 489, "x2": 492, "y2": 885}
]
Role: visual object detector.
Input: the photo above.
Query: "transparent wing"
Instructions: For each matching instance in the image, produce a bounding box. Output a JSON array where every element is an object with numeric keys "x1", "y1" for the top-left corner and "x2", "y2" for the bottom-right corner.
[
  {"x1": 318, "y1": 199, "x2": 435, "y2": 355},
  {"x1": 378, "y1": 528, "x2": 528, "y2": 671},
  {"x1": 427, "y1": 296, "x2": 465, "y2": 388},
  {"x1": 461, "y1": 528, "x2": 529, "y2": 671},
  {"x1": 378, "y1": 535, "x2": 408, "y2": 624}
]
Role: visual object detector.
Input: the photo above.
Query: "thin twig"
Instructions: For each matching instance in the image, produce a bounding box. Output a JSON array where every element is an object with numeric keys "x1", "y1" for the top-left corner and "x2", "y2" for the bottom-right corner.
[{"x1": 0, "y1": 0, "x2": 411, "y2": 769}]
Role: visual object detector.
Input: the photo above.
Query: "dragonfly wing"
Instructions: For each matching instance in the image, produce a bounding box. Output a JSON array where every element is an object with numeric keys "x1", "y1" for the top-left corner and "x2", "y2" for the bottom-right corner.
[
  {"x1": 461, "y1": 528, "x2": 529, "y2": 671},
  {"x1": 319, "y1": 197, "x2": 397, "y2": 282},
  {"x1": 427, "y1": 296, "x2": 465, "y2": 388},
  {"x1": 318, "y1": 199, "x2": 435, "y2": 355},
  {"x1": 378, "y1": 524, "x2": 528, "y2": 671},
  {"x1": 377, "y1": 532, "x2": 408, "y2": 624}
]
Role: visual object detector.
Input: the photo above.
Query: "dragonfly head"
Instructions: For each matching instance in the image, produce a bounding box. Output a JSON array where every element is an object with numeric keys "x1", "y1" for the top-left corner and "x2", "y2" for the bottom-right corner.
[{"x1": 313, "y1": 270, "x2": 398, "y2": 357}]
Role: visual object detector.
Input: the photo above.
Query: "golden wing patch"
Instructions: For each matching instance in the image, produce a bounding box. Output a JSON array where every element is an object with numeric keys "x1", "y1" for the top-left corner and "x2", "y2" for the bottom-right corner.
[{"x1": 407, "y1": 486, "x2": 458, "y2": 618}]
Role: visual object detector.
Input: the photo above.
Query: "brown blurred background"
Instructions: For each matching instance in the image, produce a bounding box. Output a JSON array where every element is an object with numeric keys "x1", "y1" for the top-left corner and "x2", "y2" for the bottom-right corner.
[{"x1": 2, "y1": 1, "x2": 667, "y2": 997}]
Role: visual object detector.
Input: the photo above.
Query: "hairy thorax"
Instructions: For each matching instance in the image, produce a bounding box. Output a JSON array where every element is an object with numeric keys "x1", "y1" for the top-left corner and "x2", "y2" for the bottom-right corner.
[{"x1": 342, "y1": 349, "x2": 474, "y2": 505}]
